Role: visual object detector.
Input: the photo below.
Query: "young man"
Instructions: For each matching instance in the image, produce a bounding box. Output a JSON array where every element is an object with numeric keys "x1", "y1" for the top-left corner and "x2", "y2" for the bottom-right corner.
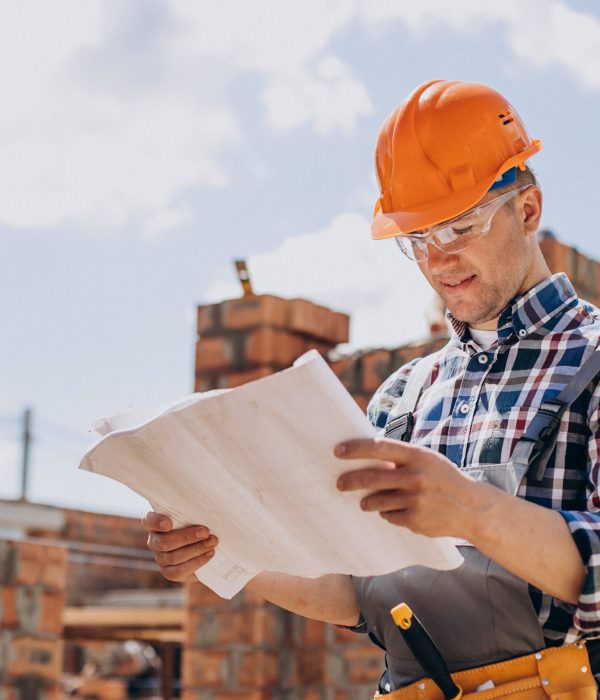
[{"x1": 143, "y1": 80, "x2": 600, "y2": 691}]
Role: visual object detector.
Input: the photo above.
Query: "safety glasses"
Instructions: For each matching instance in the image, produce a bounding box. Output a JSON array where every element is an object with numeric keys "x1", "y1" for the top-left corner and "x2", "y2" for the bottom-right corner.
[{"x1": 395, "y1": 185, "x2": 531, "y2": 262}]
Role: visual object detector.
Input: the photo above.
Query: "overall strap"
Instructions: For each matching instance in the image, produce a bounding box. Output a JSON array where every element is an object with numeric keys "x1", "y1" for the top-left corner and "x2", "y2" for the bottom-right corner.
[
  {"x1": 512, "y1": 349, "x2": 600, "y2": 481},
  {"x1": 383, "y1": 352, "x2": 439, "y2": 442}
]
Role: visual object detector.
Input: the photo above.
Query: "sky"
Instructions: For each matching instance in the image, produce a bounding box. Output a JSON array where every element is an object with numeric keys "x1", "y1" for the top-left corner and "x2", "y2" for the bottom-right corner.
[{"x1": 1, "y1": 0, "x2": 600, "y2": 517}]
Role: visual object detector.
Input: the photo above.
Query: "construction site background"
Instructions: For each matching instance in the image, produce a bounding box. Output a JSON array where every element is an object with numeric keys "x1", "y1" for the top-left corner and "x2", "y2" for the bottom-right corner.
[{"x1": 1, "y1": 231, "x2": 599, "y2": 700}]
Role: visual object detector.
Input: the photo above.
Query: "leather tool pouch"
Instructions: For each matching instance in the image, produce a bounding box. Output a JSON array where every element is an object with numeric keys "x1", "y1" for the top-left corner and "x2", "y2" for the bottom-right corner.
[{"x1": 374, "y1": 642, "x2": 596, "y2": 700}]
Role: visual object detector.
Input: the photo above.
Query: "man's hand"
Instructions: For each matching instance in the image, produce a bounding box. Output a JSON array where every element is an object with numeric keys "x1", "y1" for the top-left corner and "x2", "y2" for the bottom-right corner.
[
  {"x1": 335, "y1": 437, "x2": 586, "y2": 603},
  {"x1": 335, "y1": 437, "x2": 484, "y2": 540},
  {"x1": 141, "y1": 512, "x2": 218, "y2": 582}
]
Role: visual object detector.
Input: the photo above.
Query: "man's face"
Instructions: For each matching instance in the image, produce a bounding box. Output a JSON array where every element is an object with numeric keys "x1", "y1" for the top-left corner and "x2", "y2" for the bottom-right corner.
[{"x1": 416, "y1": 187, "x2": 540, "y2": 329}]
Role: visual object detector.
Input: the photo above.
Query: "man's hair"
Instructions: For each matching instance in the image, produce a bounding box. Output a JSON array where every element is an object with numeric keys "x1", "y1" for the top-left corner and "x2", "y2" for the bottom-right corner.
[{"x1": 498, "y1": 164, "x2": 538, "y2": 193}]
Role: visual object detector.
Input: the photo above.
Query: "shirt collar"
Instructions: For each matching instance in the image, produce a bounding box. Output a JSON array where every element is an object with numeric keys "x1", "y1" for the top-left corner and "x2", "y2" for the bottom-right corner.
[{"x1": 447, "y1": 273, "x2": 578, "y2": 344}]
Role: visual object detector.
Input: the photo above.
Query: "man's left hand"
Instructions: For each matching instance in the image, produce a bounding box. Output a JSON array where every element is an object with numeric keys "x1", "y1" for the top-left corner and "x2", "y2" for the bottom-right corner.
[{"x1": 335, "y1": 437, "x2": 485, "y2": 540}]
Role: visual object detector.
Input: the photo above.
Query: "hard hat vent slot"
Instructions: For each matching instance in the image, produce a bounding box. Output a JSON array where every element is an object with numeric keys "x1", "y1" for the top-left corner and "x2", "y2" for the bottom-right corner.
[{"x1": 498, "y1": 112, "x2": 514, "y2": 126}]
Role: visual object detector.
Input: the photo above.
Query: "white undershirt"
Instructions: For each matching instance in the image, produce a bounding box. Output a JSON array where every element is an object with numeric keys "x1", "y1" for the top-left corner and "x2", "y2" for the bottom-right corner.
[{"x1": 468, "y1": 327, "x2": 498, "y2": 350}]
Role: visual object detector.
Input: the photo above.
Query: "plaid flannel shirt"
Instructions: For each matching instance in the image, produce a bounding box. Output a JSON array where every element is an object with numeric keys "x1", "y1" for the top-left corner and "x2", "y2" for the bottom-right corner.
[{"x1": 367, "y1": 273, "x2": 600, "y2": 644}]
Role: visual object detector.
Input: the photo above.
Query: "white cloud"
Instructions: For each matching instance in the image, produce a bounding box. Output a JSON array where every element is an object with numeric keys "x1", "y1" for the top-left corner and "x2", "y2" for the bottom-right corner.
[
  {"x1": 203, "y1": 212, "x2": 437, "y2": 350},
  {"x1": 1, "y1": 0, "x2": 598, "y2": 233},
  {"x1": 360, "y1": 0, "x2": 600, "y2": 90}
]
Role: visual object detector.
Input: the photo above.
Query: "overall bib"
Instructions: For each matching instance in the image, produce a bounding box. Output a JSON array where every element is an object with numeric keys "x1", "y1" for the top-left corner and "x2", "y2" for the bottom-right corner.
[{"x1": 354, "y1": 350, "x2": 600, "y2": 693}]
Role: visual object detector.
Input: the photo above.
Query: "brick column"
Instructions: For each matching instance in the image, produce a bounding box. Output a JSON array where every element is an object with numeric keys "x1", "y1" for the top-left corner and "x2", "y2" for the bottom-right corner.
[
  {"x1": 183, "y1": 583, "x2": 286, "y2": 700},
  {"x1": 0, "y1": 539, "x2": 67, "y2": 700},
  {"x1": 195, "y1": 295, "x2": 349, "y2": 391},
  {"x1": 538, "y1": 232, "x2": 600, "y2": 306}
]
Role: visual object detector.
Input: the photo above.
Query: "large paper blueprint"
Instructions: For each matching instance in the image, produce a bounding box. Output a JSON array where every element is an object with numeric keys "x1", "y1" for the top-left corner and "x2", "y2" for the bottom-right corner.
[{"x1": 80, "y1": 351, "x2": 462, "y2": 598}]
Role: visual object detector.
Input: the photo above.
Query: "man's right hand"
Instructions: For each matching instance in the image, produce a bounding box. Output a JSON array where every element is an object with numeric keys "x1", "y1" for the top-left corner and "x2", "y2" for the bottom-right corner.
[{"x1": 141, "y1": 512, "x2": 218, "y2": 582}]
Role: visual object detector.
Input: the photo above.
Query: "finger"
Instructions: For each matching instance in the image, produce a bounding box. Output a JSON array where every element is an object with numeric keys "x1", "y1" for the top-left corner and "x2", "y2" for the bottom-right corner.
[
  {"x1": 337, "y1": 465, "x2": 424, "y2": 492},
  {"x1": 141, "y1": 512, "x2": 173, "y2": 532},
  {"x1": 154, "y1": 537, "x2": 218, "y2": 567},
  {"x1": 335, "y1": 437, "x2": 421, "y2": 462},
  {"x1": 147, "y1": 525, "x2": 212, "y2": 553},
  {"x1": 359, "y1": 490, "x2": 415, "y2": 513},
  {"x1": 159, "y1": 550, "x2": 216, "y2": 583}
]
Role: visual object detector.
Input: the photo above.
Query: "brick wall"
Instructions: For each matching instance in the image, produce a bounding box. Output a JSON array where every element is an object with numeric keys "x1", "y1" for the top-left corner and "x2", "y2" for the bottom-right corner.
[
  {"x1": 183, "y1": 585, "x2": 380, "y2": 700},
  {"x1": 538, "y1": 231, "x2": 600, "y2": 306},
  {"x1": 27, "y1": 506, "x2": 175, "y2": 605},
  {"x1": 0, "y1": 540, "x2": 67, "y2": 700}
]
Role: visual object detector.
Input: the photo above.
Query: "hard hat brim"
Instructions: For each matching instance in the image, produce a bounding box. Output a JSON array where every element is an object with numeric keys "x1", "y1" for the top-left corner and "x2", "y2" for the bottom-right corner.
[{"x1": 371, "y1": 139, "x2": 542, "y2": 240}]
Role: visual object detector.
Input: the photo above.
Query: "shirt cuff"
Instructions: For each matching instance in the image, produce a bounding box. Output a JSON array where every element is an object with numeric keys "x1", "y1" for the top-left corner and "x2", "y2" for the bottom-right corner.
[
  {"x1": 334, "y1": 611, "x2": 368, "y2": 634},
  {"x1": 559, "y1": 510, "x2": 600, "y2": 633}
]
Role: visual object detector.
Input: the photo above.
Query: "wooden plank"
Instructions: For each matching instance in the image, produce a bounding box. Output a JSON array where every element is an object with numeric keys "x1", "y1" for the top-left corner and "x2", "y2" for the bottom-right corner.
[
  {"x1": 64, "y1": 607, "x2": 185, "y2": 627},
  {"x1": 63, "y1": 628, "x2": 183, "y2": 643}
]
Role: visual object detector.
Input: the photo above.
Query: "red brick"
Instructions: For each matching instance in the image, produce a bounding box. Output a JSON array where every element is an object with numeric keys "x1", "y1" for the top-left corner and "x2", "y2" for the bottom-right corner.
[
  {"x1": 196, "y1": 337, "x2": 235, "y2": 372},
  {"x1": 294, "y1": 649, "x2": 327, "y2": 685},
  {"x1": 288, "y1": 299, "x2": 349, "y2": 344},
  {"x1": 77, "y1": 678, "x2": 127, "y2": 700},
  {"x1": 6, "y1": 636, "x2": 63, "y2": 681},
  {"x1": 222, "y1": 296, "x2": 289, "y2": 331},
  {"x1": 205, "y1": 607, "x2": 279, "y2": 646},
  {"x1": 343, "y1": 646, "x2": 385, "y2": 683},
  {"x1": 183, "y1": 649, "x2": 230, "y2": 687},
  {"x1": 237, "y1": 651, "x2": 279, "y2": 687},
  {"x1": 245, "y1": 328, "x2": 307, "y2": 367},
  {"x1": 38, "y1": 591, "x2": 65, "y2": 635},
  {"x1": 41, "y1": 547, "x2": 67, "y2": 591},
  {"x1": 198, "y1": 304, "x2": 221, "y2": 336},
  {"x1": 195, "y1": 373, "x2": 219, "y2": 392},
  {"x1": 300, "y1": 693, "x2": 321, "y2": 700},
  {"x1": 6, "y1": 541, "x2": 44, "y2": 586},
  {"x1": 332, "y1": 625, "x2": 358, "y2": 644},
  {"x1": 299, "y1": 618, "x2": 327, "y2": 645},
  {"x1": 0, "y1": 587, "x2": 18, "y2": 627},
  {"x1": 215, "y1": 693, "x2": 269, "y2": 700},
  {"x1": 218, "y1": 367, "x2": 277, "y2": 389},
  {"x1": 361, "y1": 350, "x2": 393, "y2": 394},
  {"x1": 329, "y1": 357, "x2": 359, "y2": 394}
]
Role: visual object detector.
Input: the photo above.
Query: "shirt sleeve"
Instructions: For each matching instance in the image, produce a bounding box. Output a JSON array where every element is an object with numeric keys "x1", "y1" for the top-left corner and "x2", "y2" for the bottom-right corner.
[{"x1": 557, "y1": 382, "x2": 600, "y2": 635}]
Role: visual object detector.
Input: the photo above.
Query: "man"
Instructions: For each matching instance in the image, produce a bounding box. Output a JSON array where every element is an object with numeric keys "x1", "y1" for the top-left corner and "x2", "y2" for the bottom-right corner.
[{"x1": 143, "y1": 80, "x2": 600, "y2": 692}]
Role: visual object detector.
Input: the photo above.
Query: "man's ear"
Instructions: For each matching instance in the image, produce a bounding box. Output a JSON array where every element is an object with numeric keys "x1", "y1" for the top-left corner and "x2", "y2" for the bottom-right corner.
[{"x1": 522, "y1": 187, "x2": 542, "y2": 236}]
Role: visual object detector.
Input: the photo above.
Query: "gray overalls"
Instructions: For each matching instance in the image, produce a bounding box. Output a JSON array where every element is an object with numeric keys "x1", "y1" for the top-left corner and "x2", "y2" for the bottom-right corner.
[{"x1": 352, "y1": 350, "x2": 600, "y2": 693}]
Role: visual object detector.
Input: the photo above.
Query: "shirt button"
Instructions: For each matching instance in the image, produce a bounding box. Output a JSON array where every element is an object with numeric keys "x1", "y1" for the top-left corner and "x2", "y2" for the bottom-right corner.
[
  {"x1": 478, "y1": 354, "x2": 488, "y2": 364},
  {"x1": 459, "y1": 403, "x2": 470, "y2": 414},
  {"x1": 518, "y1": 328, "x2": 527, "y2": 337}
]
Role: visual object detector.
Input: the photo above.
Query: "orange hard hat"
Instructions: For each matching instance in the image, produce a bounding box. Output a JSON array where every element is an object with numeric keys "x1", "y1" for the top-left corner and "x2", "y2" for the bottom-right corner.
[{"x1": 371, "y1": 80, "x2": 542, "y2": 240}]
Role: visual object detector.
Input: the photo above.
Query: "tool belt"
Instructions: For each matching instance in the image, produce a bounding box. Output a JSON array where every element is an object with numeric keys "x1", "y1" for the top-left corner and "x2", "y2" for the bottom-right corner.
[{"x1": 374, "y1": 642, "x2": 596, "y2": 700}]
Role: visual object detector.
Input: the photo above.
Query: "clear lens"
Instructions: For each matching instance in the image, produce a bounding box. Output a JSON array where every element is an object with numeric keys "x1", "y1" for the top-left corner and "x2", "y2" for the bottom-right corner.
[
  {"x1": 395, "y1": 236, "x2": 428, "y2": 262},
  {"x1": 393, "y1": 185, "x2": 530, "y2": 262}
]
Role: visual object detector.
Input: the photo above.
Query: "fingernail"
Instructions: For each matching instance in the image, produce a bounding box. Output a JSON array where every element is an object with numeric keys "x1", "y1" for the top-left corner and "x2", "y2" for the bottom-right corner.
[
  {"x1": 206, "y1": 536, "x2": 217, "y2": 547},
  {"x1": 336, "y1": 477, "x2": 345, "y2": 490},
  {"x1": 335, "y1": 444, "x2": 347, "y2": 456},
  {"x1": 159, "y1": 518, "x2": 169, "y2": 528},
  {"x1": 195, "y1": 527, "x2": 206, "y2": 538},
  {"x1": 207, "y1": 549, "x2": 215, "y2": 558}
]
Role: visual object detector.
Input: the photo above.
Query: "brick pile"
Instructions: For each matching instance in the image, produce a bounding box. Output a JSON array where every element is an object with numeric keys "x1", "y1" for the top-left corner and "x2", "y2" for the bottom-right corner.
[
  {"x1": 195, "y1": 295, "x2": 349, "y2": 392},
  {"x1": 0, "y1": 540, "x2": 67, "y2": 700},
  {"x1": 183, "y1": 584, "x2": 380, "y2": 700}
]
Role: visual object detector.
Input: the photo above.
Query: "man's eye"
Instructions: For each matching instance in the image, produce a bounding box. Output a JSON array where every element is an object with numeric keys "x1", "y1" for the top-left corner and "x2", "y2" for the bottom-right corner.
[{"x1": 451, "y1": 225, "x2": 473, "y2": 236}]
